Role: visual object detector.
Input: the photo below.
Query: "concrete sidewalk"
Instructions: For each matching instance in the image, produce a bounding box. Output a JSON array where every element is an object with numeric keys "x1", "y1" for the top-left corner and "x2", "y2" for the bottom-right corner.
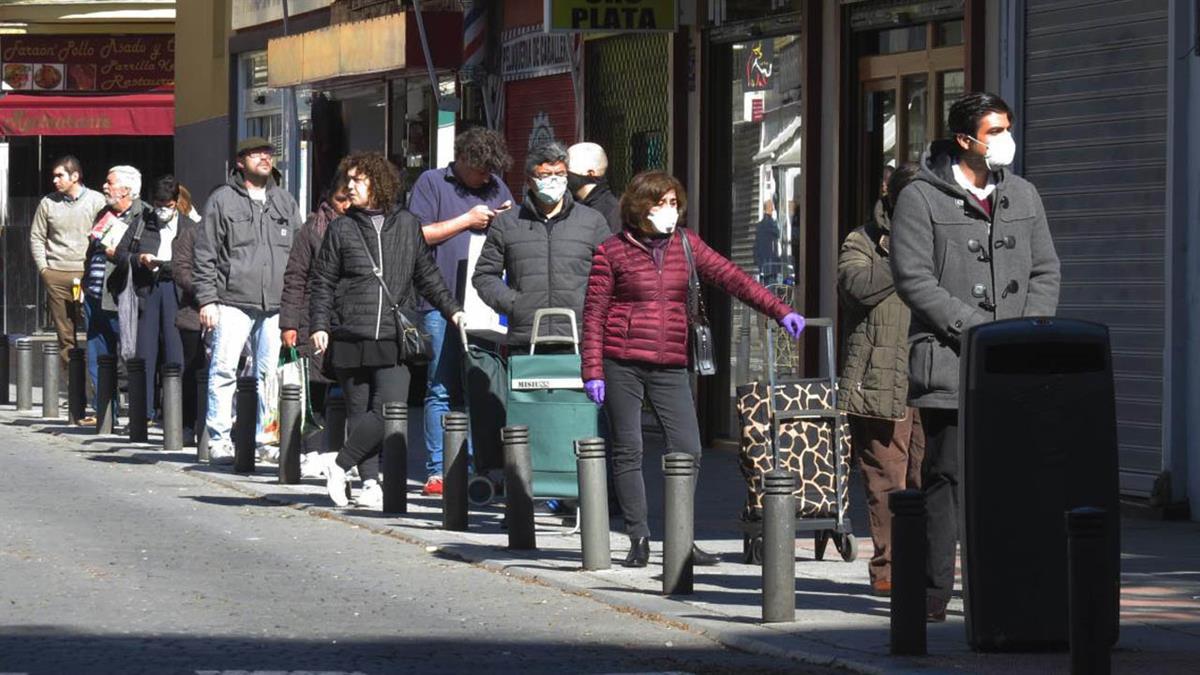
[{"x1": 4, "y1": 388, "x2": 1198, "y2": 674}]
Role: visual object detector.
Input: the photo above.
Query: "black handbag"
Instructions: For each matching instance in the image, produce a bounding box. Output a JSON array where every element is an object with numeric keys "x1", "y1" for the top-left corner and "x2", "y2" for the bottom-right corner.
[
  {"x1": 679, "y1": 230, "x2": 717, "y2": 376},
  {"x1": 347, "y1": 220, "x2": 434, "y2": 365}
]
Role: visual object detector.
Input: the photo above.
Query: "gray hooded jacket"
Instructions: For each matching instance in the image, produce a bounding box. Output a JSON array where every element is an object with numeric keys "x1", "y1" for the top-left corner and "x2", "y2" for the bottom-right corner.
[
  {"x1": 193, "y1": 169, "x2": 301, "y2": 313},
  {"x1": 889, "y1": 140, "x2": 1061, "y2": 409}
]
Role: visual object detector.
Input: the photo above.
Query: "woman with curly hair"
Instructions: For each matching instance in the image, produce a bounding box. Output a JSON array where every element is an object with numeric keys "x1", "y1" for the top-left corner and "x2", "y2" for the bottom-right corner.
[
  {"x1": 308, "y1": 152, "x2": 463, "y2": 508},
  {"x1": 581, "y1": 170, "x2": 806, "y2": 567}
]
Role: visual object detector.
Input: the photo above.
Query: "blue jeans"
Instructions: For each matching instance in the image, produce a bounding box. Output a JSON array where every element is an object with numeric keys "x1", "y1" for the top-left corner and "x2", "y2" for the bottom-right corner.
[
  {"x1": 422, "y1": 310, "x2": 471, "y2": 478},
  {"x1": 83, "y1": 293, "x2": 120, "y2": 414},
  {"x1": 206, "y1": 304, "x2": 280, "y2": 448}
]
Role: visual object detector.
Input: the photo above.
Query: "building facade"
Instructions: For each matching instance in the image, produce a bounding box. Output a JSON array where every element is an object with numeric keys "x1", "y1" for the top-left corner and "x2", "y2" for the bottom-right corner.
[{"x1": 0, "y1": 0, "x2": 176, "y2": 337}]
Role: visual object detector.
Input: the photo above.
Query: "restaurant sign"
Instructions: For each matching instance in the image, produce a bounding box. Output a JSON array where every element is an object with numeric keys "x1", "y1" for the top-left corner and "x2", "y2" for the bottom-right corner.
[{"x1": 1, "y1": 34, "x2": 174, "y2": 93}]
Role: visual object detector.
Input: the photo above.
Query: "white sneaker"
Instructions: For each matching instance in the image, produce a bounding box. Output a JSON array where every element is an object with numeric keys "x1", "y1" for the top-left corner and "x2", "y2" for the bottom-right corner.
[
  {"x1": 300, "y1": 452, "x2": 325, "y2": 478},
  {"x1": 209, "y1": 442, "x2": 235, "y2": 465},
  {"x1": 355, "y1": 479, "x2": 383, "y2": 509},
  {"x1": 256, "y1": 444, "x2": 280, "y2": 464},
  {"x1": 324, "y1": 454, "x2": 350, "y2": 507}
]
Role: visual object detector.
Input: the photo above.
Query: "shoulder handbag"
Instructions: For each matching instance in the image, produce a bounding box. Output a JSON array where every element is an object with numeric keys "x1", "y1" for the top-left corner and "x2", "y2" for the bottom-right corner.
[
  {"x1": 345, "y1": 219, "x2": 434, "y2": 365},
  {"x1": 679, "y1": 230, "x2": 717, "y2": 376}
]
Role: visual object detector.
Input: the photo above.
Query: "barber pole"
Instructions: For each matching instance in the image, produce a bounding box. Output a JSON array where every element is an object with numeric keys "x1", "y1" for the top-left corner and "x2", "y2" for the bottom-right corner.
[{"x1": 462, "y1": 0, "x2": 486, "y2": 83}]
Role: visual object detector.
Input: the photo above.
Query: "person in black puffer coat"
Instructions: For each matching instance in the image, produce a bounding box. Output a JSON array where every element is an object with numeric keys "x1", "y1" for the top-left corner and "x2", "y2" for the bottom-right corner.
[
  {"x1": 308, "y1": 152, "x2": 462, "y2": 509},
  {"x1": 472, "y1": 141, "x2": 611, "y2": 351}
]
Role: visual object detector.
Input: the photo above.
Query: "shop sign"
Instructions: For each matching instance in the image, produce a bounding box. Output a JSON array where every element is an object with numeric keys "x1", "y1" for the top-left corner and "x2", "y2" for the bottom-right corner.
[
  {"x1": 1, "y1": 35, "x2": 174, "y2": 93},
  {"x1": 233, "y1": 0, "x2": 334, "y2": 31},
  {"x1": 502, "y1": 27, "x2": 573, "y2": 81},
  {"x1": 743, "y1": 40, "x2": 774, "y2": 92},
  {"x1": 545, "y1": 0, "x2": 677, "y2": 33}
]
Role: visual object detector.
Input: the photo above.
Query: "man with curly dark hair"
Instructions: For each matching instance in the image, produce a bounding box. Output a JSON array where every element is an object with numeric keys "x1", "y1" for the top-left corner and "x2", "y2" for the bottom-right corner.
[{"x1": 407, "y1": 126, "x2": 514, "y2": 496}]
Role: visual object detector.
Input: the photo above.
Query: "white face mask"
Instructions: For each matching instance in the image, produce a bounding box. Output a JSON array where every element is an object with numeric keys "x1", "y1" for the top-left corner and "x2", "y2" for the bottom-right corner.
[
  {"x1": 647, "y1": 207, "x2": 679, "y2": 234},
  {"x1": 154, "y1": 207, "x2": 177, "y2": 223},
  {"x1": 971, "y1": 130, "x2": 1017, "y2": 171},
  {"x1": 532, "y1": 176, "x2": 568, "y2": 205}
]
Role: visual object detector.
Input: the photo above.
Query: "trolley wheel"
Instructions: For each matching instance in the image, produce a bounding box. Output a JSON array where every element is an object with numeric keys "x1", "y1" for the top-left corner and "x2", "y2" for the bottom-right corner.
[
  {"x1": 837, "y1": 533, "x2": 859, "y2": 563},
  {"x1": 748, "y1": 535, "x2": 764, "y2": 565},
  {"x1": 467, "y1": 475, "x2": 497, "y2": 506},
  {"x1": 814, "y1": 530, "x2": 831, "y2": 561}
]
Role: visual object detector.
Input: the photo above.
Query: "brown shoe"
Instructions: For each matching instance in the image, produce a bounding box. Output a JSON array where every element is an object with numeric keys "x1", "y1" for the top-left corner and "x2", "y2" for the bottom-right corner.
[
  {"x1": 871, "y1": 579, "x2": 892, "y2": 597},
  {"x1": 926, "y1": 596, "x2": 948, "y2": 622}
]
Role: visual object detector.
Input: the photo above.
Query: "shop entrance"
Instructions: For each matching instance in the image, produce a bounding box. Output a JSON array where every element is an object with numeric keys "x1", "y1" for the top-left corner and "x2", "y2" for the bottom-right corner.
[
  {"x1": 702, "y1": 11, "x2": 807, "y2": 443},
  {"x1": 853, "y1": 18, "x2": 965, "y2": 228}
]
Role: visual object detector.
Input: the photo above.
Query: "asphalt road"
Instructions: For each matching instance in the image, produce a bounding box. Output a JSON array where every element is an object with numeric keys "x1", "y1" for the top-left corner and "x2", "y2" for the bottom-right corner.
[{"x1": 0, "y1": 422, "x2": 832, "y2": 675}]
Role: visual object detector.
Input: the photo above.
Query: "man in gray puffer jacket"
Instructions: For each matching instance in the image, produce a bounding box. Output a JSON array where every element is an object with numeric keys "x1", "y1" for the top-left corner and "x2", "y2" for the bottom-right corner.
[
  {"x1": 472, "y1": 141, "x2": 610, "y2": 351},
  {"x1": 193, "y1": 137, "x2": 301, "y2": 463},
  {"x1": 890, "y1": 93, "x2": 1060, "y2": 621}
]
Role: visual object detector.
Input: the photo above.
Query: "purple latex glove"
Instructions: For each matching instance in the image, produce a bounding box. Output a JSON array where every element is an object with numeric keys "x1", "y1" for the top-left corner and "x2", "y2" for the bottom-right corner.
[
  {"x1": 584, "y1": 379, "x2": 605, "y2": 405},
  {"x1": 780, "y1": 312, "x2": 806, "y2": 339}
]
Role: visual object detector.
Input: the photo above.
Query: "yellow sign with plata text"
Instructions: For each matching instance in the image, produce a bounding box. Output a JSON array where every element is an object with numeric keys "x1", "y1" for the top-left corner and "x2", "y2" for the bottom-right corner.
[{"x1": 544, "y1": 0, "x2": 677, "y2": 33}]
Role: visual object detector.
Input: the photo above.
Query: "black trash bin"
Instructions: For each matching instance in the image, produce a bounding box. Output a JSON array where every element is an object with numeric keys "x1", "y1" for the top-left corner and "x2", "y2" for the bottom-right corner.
[{"x1": 959, "y1": 317, "x2": 1120, "y2": 652}]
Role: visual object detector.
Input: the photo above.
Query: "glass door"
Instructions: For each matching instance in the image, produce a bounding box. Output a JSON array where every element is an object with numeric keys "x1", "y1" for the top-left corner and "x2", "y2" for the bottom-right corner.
[
  {"x1": 724, "y1": 33, "x2": 804, "y2": 431},
  {"x1": 854, "y1": 19, "x2": 965, "y2": 226}
]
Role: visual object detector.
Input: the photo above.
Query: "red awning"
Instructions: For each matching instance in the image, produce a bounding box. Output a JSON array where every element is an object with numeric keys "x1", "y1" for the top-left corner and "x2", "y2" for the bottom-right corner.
[{"x1": 0, "y1": 93, "x2": 173, "y2": 137}]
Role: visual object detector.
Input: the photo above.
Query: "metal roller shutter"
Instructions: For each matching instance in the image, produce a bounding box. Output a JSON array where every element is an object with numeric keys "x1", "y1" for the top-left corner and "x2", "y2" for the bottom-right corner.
[
  {"x1": 584, "y1": 34, "x2": 670, "y2": 193},
  {"x1": 1021, "y1": 0, "x2": 1169, "y2": 499}
]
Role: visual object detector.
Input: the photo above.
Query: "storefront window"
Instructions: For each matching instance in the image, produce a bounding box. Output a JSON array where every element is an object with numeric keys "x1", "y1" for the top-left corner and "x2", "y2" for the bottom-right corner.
[
  {"x1": 238, "y1": 50, "x2": 311, "y2": 206},
  {"x1": 721, "y1": 0, "x2": 802, "y2": 22},
  {"x1": 727, "y1": 33, "x2": 803, "y2": 394}
]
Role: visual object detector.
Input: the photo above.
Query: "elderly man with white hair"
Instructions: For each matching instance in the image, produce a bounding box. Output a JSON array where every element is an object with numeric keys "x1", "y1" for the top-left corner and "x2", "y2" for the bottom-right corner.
[
  {"x1": 77, "y1": 165, "x2": 153, "y2": 423},
  {"x1": 567, "y1": 142, "x2": 622, "y2": 234}
]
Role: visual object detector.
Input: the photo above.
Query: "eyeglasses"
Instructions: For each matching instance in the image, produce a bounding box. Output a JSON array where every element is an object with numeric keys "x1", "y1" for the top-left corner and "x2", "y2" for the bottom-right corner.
[{"x1": 533, "y1": 172, "x2": 568, "y2": 179}]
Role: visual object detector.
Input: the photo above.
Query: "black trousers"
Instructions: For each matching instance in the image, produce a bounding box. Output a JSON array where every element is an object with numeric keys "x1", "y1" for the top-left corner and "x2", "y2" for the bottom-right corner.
[
  {"x1": 603, "y1": 358, "x2": 701, "y2": 539},
  {"x1": 179, "y1": 328, "x2": 207, "y2": 437},
  {"x1": 334, "y1": 363, "x2": 411, "y2": 482},
  {"x1": 920, "y1": 408, "x2": 960, "y2": 603}
]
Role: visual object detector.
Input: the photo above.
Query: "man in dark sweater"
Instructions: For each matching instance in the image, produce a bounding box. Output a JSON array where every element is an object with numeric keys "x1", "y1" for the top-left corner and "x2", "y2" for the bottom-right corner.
[
  {"x1": 567, "y1": 142, "x2": 622, "y2": 235},
  {"x1": 890, "y1": 92, "x2": 1060, "y2": 622}
]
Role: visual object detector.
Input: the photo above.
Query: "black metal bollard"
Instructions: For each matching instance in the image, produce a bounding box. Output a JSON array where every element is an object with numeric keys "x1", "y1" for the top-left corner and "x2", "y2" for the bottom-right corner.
[
  {"x1": 325, "y1": 393, "x2": 346, "y2": 453},
  {"x1": 575, "y1": 437, "x2": 611, "y2": 571},
  {"x1": 381, "y1": 402, "x2": 408, "y2": 514},
  {"x1": 0, "y1": 335, "x2": 9, "y2": 405},
  {"x1": 196, "y1": 368, "x2": 210, "y2": 461},
  {"x1": 762, "y1": 470, "x2": 796, "y2": 622},
  {"x1": 41, "y1": 343, "x2": 60, "y2": 419},
  {"x1": 162, "y1": 363, "x2": 183, "y2": 452},
  {"x1": 68, "y1": 347, "x2": 85, "y2": 423},
  {"x1": 663, "y1": 453, "x2": 696, "y2": 596},
  {"x1": 95, "y1": 354, "x2": 117, "y2": 434},
  {"x1": 277, "y1": 384, "x2": 302, "y2": 484},
  {"x1": 233, "y1": 376, "x2": 258, "y2": 473},
  {"x1": 126, "y1": 357, "x2": 148, "y2": 442},
  {"x1": 890, "y1": 489, "x2": 927, "y2": 656},
  {"x1": 15, "y1": 338, "x2": 33, "y2": 411},
  {"x1": 1068, "y1": 507, "x2": 1110, "y2": 675},
  {"x1": 502, "y1": 425, "x2": 536, "y2": 550},
  {"x1": 442, "y1": 412, "x2": 470, "y2": 531}
]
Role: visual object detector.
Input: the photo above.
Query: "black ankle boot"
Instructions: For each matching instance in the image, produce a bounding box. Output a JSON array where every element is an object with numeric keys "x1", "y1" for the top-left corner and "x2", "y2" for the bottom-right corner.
[
  {"x1": 622, "y1": 536, "x2": 650, "y2": 568},
  {"x1": 691, "y1": 543, "x2": 720, "y2": 566}
]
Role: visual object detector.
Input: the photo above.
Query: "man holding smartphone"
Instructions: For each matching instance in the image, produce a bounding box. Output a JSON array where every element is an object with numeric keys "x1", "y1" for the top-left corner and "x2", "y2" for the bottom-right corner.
[{"x1": 407, "y1": 127, "x2": 514, "y2": 495}]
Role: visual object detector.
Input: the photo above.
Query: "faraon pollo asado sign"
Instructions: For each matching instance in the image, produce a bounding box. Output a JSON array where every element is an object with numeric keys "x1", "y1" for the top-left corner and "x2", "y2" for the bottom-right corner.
[{"x1": 545, "y1": 0, "x2": 677, "y2": 32}]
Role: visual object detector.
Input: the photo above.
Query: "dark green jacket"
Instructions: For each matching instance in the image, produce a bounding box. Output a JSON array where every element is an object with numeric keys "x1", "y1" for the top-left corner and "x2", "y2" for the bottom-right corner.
[{"x1": 837, "y1": 211, "x2": 911, "y2": 421}]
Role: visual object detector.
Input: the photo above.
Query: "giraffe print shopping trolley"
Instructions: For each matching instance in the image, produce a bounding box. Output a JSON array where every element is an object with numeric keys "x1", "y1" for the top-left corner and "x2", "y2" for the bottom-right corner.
[{"x1": 734, "y1": 317, "x2": 857, "y2": 564}]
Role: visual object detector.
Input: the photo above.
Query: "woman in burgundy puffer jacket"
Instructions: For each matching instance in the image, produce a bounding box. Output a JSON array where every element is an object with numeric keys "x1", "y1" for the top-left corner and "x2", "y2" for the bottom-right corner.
[{"x1": 581, "y1": 171, "x2": 806, "y2": 567}]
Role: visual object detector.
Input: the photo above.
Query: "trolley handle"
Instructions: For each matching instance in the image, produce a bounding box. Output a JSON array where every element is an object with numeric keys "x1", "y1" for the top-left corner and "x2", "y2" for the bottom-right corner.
[{"x1": 529, "y1": 308, "x2": 579, "y2": 355}]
